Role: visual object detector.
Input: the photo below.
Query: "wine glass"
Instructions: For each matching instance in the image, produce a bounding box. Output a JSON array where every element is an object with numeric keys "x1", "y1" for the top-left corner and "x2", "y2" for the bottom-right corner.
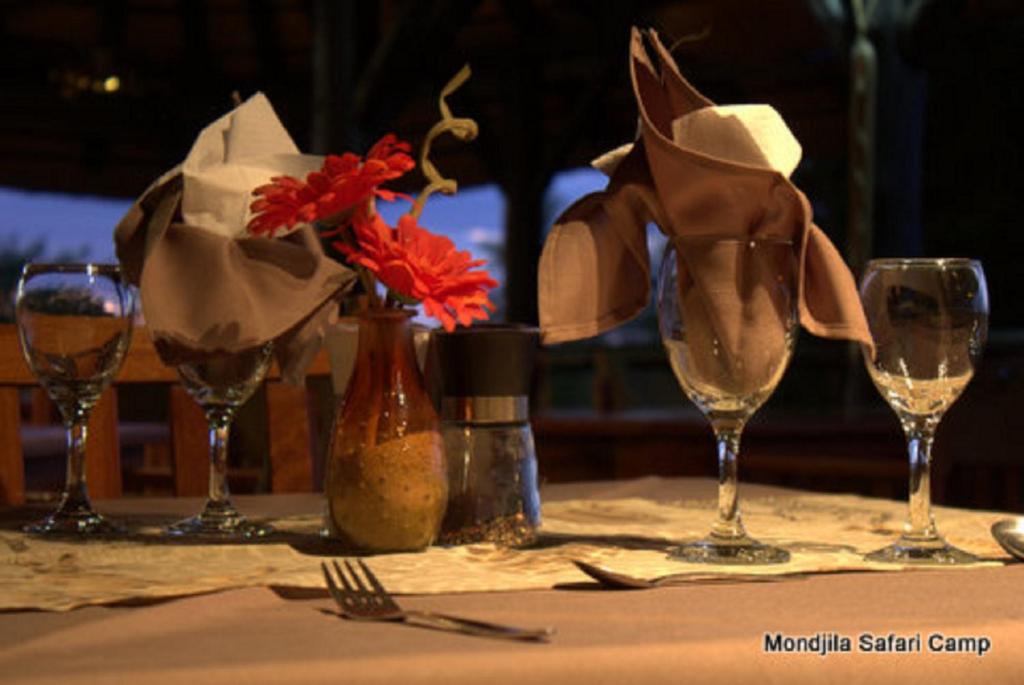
[
  {"x1": 15, "y1": 263, "x2": 135, "y2": 535},
  {"x1": 656, "y1": 237, "x2": 799, "y2": 564},
  {"x1": 164, "y1": 342, "x2": 274, "y2": 539},
  {"x1": 859, "y1": 258, "x2": 988, "y2": 564}
]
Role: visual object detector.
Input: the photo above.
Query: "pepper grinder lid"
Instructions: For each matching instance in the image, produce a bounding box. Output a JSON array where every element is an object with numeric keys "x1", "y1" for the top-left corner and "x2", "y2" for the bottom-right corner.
[{"x1": 434, "y1": 324, "x2": 539, "y2": 399}]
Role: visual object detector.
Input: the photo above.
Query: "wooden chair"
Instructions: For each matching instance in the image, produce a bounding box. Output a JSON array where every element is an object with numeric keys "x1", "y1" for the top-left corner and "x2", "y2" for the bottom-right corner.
[{"x1": 0, "y1": 324, "x2": 331, "y2": 505}]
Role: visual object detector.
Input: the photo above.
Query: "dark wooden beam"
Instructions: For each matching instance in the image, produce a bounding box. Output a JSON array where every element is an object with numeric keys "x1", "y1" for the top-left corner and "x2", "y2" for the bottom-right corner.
[
  {"x1": 540, "y1": 0, "x2": 633, "y2": 180},
  {"x1": 351, "y1": 0, "x2": 417, "y2": 122},
  {"x1": 179, "y1": 0, "x2": 214, "y2": 85},
  {"x1": 248, "y1": 0, "x2": 287, "y2": 88},
  {"x1": 311, "y1": 0, "x2": 364, "y2": 153},
  {"x1": 351, "y1": 0, "x2": 483, "y2": 135},
  {"x1": 500, "y1": 0, "x2": 544, "y2": 325},
  {"x1": 100, "y1": 0, "x2": 126, "y2": 60}
]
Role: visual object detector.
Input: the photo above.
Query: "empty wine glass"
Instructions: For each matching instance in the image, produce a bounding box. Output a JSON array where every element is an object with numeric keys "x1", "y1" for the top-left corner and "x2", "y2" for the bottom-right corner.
[
  {"x1": 860, "y1": 258, "x2": 988, "y2": 564},
  {"x1": 164, "y1": 342, "x2": 274, "y2": 539},
  {"x1": 15, "y1": 263, "x2": 135, "y2": 535},
  {"x1": 656, "y1": 237, "x2": 799, "y2": 564}
]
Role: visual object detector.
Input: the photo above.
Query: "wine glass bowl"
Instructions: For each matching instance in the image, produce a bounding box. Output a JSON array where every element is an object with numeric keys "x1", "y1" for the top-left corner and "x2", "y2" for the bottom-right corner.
[
  {"x1": 164, "y1": 342, "x2": 275, "y2": 539},
  {"x1": 860, "y1": 258, "x2": 988, "y2": 564},
  {"x1": 657, "y1": 237, "x2": 798, "y2": 564},
  {"x1": 658, "y1": 239, "x2": 797, "y2": 421},
  {"x1": 177, "y1": 347, "x2": 273, "y2": 408},
  {"x1": 15, "y1": 263, "x2": 135, "y2": 535}
]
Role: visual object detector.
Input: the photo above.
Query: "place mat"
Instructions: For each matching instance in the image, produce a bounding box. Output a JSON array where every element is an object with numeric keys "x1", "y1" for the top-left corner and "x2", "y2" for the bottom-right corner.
[{"x1": 0, "y1": 491, "x2": 1010, "y2": 612}]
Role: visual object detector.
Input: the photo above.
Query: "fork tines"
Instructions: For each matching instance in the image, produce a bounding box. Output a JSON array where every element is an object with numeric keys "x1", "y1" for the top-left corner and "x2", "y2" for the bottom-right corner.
[
  {"x1": 321, "y1": 558, "x2": 401, "y2": 619},
  {"x1": 321, "y1": 558, "x2": 554, "y2": 641}
]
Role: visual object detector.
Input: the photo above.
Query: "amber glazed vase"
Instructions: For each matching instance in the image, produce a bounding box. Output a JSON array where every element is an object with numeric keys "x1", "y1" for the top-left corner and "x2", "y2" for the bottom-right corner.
[{"x1": 324, "y1": 310, "x2": 447, "y2": 551}]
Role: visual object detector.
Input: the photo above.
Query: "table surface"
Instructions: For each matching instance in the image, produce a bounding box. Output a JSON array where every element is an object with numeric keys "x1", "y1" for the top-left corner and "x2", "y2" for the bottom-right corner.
[{"x1": 2, "y1": 478, "x2": 1022, "y2": 685}]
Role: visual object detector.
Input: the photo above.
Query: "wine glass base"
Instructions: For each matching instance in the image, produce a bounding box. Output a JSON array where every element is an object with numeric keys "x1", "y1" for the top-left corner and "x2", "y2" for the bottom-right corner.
[
  {"x1": 164, "y1": 517, "x2": 274, "y2": 540},
  {"x1": 865, "y1": 538, "x2": 978, "y2": 565},
  {"x1": 670, "y1": 538, "x2": 790, "y2": 565},
  {"x1": 24, "y1": 509, "x2": 122, "y2": 536},
  {"x1": 164, "y1": 503, "x2": 274, "y2": 541}
]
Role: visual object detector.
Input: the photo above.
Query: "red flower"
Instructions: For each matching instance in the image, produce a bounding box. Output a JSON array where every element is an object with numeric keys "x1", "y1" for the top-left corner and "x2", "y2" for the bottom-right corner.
[
  {"x1": 337, "y1": 212, "x2": 497, "y2": 331},
  {"x1": 247, "y1": 134, "x2": 415, "y2": 237}
]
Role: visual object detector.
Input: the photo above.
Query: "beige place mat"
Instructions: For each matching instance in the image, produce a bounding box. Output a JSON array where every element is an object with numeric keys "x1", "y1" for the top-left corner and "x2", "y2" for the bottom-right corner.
[{"x1": 0, "y1": 492, "x2": 1011, "y2": 612}]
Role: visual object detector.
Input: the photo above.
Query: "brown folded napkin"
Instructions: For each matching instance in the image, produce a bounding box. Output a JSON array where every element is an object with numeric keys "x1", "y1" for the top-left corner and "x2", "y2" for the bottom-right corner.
[
  {"x1": 114, "y1": 94, "x2": 355, "y2": 381},
  {"x1": 539, "y1": 28, "x2": 872, "y2": 362}
]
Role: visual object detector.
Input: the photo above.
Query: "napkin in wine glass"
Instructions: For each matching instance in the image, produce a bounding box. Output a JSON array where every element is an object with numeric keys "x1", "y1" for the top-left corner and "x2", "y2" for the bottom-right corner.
[
  {"x1": 539, "y1": 28, "x2": 873, "y2": 372},
  {"x1": 114, "y1": 93, "x2": 355, "y2": 382}
]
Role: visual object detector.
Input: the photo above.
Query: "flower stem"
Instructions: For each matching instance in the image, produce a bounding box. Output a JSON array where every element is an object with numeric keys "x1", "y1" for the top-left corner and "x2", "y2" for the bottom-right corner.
[
  {"x1": 357, "y1": 267, "x2": 381, "y2": 309},
  {"x1": 330, "y1": 219, "x2": 381, "y2": 309}
]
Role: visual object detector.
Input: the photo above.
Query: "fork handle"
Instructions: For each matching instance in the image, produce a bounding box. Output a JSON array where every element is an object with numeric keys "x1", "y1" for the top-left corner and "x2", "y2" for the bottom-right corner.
[
  {"x1": 657, "y1": 572, "x2": 807, "y2": 585},
  {"x1": 403, "y1": 611, "x2": 552, "y2": 641}
]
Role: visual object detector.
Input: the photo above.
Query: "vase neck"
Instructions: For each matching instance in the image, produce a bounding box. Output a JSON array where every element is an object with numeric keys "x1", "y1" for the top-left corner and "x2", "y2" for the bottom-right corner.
[
  {"x1": 356, "y1": 311, "x2": 417, "y2": 368},
  {"x1": 343, "y1": 310, "x2": 438, "y2": 441},
  {"x1": 352, "y1": 311, "x2": 431, "y2": 407}
]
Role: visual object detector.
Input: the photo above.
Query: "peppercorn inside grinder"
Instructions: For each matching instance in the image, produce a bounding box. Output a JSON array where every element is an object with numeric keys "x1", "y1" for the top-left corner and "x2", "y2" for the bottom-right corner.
[{"x1": 434, "y1": 325, "x2": 541, "y2": 546}]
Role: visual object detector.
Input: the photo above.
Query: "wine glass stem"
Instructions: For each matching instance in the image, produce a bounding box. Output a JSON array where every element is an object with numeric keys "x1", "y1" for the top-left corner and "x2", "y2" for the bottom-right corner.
[
  {"x1": 207, "y1": 408, "x2": 234, "y2": 505},
  {"x1": 61, "y1": 415, "x2": 91, "y2": 511},
  {"x1": 710, "y1": 422, "x2": 746, "y2": 540},
  {"x1": 903, "y1": 419, "x2": 939, "y2": 540}
]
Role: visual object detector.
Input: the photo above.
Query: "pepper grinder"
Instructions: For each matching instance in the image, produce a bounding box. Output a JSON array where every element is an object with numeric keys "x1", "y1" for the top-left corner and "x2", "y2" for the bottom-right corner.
[{"x1": 434, "y1": 324, "x2": 540, "y2": 546}]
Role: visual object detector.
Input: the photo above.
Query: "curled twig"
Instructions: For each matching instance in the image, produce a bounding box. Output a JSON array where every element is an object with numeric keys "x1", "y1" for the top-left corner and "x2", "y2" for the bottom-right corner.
[
  {"x1": 667, "y1": 25, "x2": 712, "y2": 53},
  {"x1": 411, "y1": 65, "x2": 478, "y2": 218}
]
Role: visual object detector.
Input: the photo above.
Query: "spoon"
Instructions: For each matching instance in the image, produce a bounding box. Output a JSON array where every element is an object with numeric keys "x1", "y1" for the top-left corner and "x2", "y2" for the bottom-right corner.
[
  {"x1": 991, "y1": 519, "x2": 1024, "y2": 561},
  {"x1": 572, "y1": 559, "x2": 806, "y2": 590}
]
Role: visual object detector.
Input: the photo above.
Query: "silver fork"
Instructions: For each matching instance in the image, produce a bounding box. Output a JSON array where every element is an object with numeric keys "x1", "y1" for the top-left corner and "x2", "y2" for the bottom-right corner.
[{"x1": 321, "y1": 559, "x2": 554, "y2": 642}]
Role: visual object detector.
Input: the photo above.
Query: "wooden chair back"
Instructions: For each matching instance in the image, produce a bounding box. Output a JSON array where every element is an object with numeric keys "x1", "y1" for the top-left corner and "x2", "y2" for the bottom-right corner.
[{"x1": 0, "y1": 323, "x2": 330, "y2": 505}]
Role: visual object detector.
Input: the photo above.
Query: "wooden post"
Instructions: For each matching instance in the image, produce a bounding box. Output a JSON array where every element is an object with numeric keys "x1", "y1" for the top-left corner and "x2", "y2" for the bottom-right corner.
[
  {"x1": 846, "y1": 3, "x2": 877, "y2": 275},
  {"x1": 0, "y1": 387, "x2": 25, "y2": 505},
  {"x1": 169, "y1": 385, "x2": 209, "y2": 497},
  {"x1": 28, "y1": 388, "x2": 54, "y2": 424},
  {"x1": 311, "y1": 0, "x2": 359, "y2": 153},
  {"x1": 843, "y1": 0, "x2": 879, "y2": 414},
  {"x1": 265, "y1": 380, "x2": 314, "y2": 492},
  {"x1": 504, "y1": 182, "x2": 544, "y2": 325},
  {"x1": 85, "y1": 388, "x2": 122, "y2": 500},
  {"x1": 502, "y1": 13, "x2": 545, "y2": 326}
]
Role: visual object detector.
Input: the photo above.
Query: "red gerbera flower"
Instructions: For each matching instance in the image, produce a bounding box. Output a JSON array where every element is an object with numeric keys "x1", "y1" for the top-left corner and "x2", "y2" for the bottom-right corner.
[
  {"x1": 336, "y1": 212, "x2": 497, "y2": 331},
  {"x1": 247, "y1": 134, "x2": 415, "y2": 237}
]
